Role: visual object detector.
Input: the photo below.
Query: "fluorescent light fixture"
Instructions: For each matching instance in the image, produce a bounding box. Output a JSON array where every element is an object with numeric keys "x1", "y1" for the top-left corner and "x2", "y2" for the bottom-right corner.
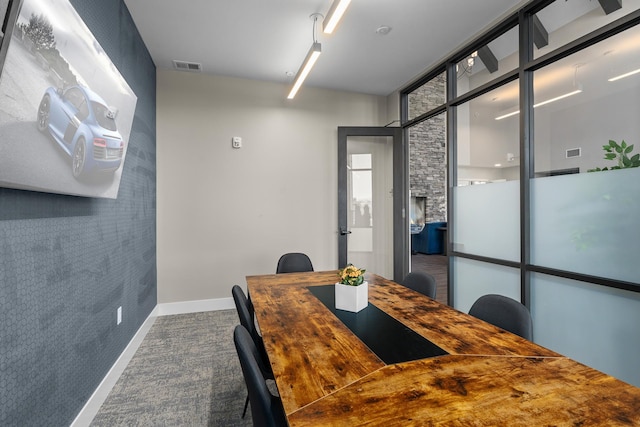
[
  {"x1": 323, "y1": 0, "x2": 351, "y2": 34},
  {"x1": 533, "y1": 85, "x2": 582, "y2": 108},
  {"x1": 495, "y1": 85, "x2": 583, "y2": 120},
  {"x1": 287, "y1": 42, "x2": 322, "y2": 99},
  {"x1": 495, "y1": 110, "x2": 520, "y2": 121},
  {"x1": 608, "y1": 67, "x2": 640, "y2": 82}
]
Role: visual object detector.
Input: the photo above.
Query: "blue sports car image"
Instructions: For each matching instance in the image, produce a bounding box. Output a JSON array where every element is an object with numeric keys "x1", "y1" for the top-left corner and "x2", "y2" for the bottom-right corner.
[{"x1": 36, "y1": 85, "x2": 125, "y2": 179}]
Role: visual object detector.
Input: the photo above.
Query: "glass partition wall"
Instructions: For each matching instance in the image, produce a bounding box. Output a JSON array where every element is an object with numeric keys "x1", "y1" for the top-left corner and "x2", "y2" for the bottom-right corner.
[{"x1": 401, "y1": 0, "x2": 640, "y2": 388}]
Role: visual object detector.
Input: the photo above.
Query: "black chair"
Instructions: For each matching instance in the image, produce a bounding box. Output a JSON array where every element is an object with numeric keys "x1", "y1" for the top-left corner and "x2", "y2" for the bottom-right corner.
[
  {"x1": 234, "y1": 325, "x2": 287, "y2": 427},
  {"x1": 232, "y1": 285, "x2": 273, "y2": 418},
  {"x1": 275, "y1": 252, "x2": 314, "y2": 274},
  {"x1": 468, "y1": 294, "x2": 533, "y2": 340},
  {"x1": 402, "y1": 271, "x2": 437, "y2": 299}
]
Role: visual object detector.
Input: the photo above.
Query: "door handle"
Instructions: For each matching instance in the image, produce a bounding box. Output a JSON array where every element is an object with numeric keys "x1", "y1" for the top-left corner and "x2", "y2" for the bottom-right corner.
[{"x1": 339, "y1": 228, "x2": 352, "y2": 235}]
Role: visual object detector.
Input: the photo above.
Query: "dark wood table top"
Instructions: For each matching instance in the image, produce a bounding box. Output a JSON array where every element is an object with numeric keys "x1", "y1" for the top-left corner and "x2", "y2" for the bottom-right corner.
[{"x1": 246, "y1": 270, "x2": 640, "y2": 426}]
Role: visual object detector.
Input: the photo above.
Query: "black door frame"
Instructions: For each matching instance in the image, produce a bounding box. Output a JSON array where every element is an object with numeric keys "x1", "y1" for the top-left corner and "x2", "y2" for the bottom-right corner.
[{"x1": 337, "y1": 126, "x2": 407, "y2": 283}]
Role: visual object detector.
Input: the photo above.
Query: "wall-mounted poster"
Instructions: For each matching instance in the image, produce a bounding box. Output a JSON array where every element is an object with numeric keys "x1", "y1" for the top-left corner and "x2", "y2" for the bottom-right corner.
[{"x1": 0, "y1": 0, "x2": 137, "y2": 199}]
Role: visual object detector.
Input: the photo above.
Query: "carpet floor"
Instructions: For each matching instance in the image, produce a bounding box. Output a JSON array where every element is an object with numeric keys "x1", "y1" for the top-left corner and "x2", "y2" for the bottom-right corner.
[
  {"x1": 90, "y1": 310, "x2": 252, "y2": 426},
  {"x1": 90, "y1": 262, "x2": 447, "y2": 426}
]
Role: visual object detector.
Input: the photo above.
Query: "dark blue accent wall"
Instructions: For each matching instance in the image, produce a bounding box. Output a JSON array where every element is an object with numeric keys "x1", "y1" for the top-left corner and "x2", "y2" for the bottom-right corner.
[{"x1": 0, "y1": 0, "x2": 156, "y2": 425}]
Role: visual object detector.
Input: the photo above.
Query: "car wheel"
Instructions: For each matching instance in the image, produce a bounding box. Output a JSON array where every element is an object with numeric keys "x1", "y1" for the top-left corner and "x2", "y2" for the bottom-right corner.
[
  {"x1": 37, "y1": 95, "x2": 50, "y2": 132},
  {"x1": 72, "y1": 138, "x2": 86, "y2": 179}
]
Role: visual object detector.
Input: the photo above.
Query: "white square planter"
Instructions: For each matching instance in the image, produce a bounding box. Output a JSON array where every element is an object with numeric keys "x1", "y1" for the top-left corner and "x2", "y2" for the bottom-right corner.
[{"x1": 335, "y1": 281, "x2": 368, "y2": 313}]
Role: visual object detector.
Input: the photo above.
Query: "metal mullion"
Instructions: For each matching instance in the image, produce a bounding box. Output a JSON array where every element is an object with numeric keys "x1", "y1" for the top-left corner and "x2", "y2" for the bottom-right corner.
[
  {"x1": 451, "y1": 251, "x2": 521, "y2": 270},
  {"x1": 519, "y1": 9, "x2": 535, "y2": 309},
  {"x1": 446, "y1": 61, "x2": 456, "y2": 307},
  {"x1": 527, "y1": 265, "x2": 640, "y2": 294},
  {"x1": 449, "y1": 69, "x2": 519, "y2": 107},
  {"x1": 403, "y1": 104, "x2": 447, "y2": 129}
]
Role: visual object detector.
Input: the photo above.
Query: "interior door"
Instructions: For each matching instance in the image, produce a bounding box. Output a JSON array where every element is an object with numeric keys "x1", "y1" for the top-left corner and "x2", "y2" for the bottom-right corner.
[{"x1": 338, "y1": 126, "x2": 407, "y2": 282}]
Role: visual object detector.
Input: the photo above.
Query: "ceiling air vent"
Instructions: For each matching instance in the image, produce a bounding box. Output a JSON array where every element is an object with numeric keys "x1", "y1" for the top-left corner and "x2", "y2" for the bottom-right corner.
[
  {"x1": 173, "y1": 60, "x2": 202, "y2": 72},
  {"x1": 566, "y1": 147, "x2": 581, "y2": 158}
]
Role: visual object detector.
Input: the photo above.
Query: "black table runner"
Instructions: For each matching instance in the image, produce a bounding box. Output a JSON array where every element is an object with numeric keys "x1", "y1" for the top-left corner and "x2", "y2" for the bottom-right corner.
[{"x1": 308, "y1": 285, "x2": 448, "y2": 364}]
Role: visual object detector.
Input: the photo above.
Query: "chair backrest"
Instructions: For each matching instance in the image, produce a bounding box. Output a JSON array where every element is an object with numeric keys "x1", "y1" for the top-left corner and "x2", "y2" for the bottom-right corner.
[
  {"x1": 276, "y1": 252, "x2": 314, "y2": 274},
  {"x1": 468, "y1": 294, "x2": 533, "y2": 340},
  {"x1": 232, "y1": 285, "x2": 272, "y2": 378},
  {"x1": 232, "y1": 285, "x2": 256, "y2": 337},
  {"x1": 402, "y1": 271, "x2": 437, "y2": 299},
  {"x1": 234, "y1": 325, "x2": 287, "y2": 427}
]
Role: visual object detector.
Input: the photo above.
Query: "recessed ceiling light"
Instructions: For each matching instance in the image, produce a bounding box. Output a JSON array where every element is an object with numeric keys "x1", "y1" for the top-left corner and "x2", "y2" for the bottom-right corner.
[
  {"x1": 376, "y1": 25, "x2": 392, "y2": 35},
  {"x1": 285, "y1": 71, "x2": 294, "y2": 77}
]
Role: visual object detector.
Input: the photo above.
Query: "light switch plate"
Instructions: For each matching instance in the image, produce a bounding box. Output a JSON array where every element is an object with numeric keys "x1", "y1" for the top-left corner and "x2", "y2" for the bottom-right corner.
[{"x1": 232, "y1": 136, "x2": 242, "y2": 148}]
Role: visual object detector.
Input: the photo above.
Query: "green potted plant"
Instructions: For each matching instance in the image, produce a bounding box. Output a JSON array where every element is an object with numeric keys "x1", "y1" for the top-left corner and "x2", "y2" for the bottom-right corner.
[{"x1": 588, "y1": 139, "x2": 640, "y2": 172}]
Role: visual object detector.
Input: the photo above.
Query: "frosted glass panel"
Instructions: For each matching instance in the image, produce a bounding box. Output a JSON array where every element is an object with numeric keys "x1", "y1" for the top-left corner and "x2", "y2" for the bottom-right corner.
[
  {"x1": 531, "y1": 273, "x2": 640, "y2": 387},
  {"x1": 453, "y1": 257, "x2": 520, "y2": 312},
  {"x1": 453, "y1": 180, "x2": 519, "y2": 261},
  {"x1": 531, "y1": 168, "x2": 640, "y2": 283}
]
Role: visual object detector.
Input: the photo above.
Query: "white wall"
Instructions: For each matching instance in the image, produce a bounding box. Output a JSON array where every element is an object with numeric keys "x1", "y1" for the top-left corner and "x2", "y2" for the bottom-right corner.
[{"x1": 156, "y1": 70, "x2": 389, "y2": 303}]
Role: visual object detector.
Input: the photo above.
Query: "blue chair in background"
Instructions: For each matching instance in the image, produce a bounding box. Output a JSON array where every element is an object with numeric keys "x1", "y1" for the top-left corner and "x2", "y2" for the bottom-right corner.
[{"x1": 411, "y1": 221, "x2": 447, "y2": 255}]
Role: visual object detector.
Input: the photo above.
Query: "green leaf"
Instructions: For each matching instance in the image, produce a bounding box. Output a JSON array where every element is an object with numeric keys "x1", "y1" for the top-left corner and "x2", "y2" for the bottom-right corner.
[
  {"x1": 604, "y1": 153, "x2": 616, "y2": 160},
  {"x1": 621, "y1": 140, "x2": 627, "y2": 149},
  {"x1": 609, "y1": 140, "x2": 620, "y2": 149},
  {"x1": 623, "y1": 156, "x2": 631, "y2": 167},
  {"x1": 631, "y1": 153, "x2": 640, "y2": 162},
  {"x1": 625, "y1": 144, "x2": 634, "y2": 153}
]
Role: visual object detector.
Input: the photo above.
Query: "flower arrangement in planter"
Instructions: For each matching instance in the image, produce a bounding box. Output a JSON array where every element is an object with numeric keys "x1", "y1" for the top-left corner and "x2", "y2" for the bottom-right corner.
[
  {"x1": 338, "y1": 264, "x2": 366, "y2": 286},
  {"x1": 335, "y1": 264, "x2": 368, "y2": 312}
]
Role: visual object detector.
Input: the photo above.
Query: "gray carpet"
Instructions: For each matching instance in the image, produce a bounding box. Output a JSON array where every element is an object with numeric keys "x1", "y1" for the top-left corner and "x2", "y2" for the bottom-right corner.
[{"x1": 90, "y1": 310, "x2": 252, "y2": 426}]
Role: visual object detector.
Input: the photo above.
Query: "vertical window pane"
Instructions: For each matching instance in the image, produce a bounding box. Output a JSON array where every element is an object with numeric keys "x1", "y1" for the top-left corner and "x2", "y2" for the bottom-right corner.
[
  {"x1": 409, "y1": 112, "x2": 447, "y2": 222},
  {"x1": 458, "y1": 80, "x2": 520, "y2": 184},
  {"x1": 533, "y1": 25, "x2": 640, "y2": 176},
  {"x1": 456, "y1": 26, "x2": 518, "y2": 97},
  {"x1": 407, "y1": 71, "x2": 446, "y2": 121},
  {"x1": 531, "y1": 25, "x2": 640, "y2": 283},
  {"x1": 455, "y1": 80, "x2": 520, "y2": 262},
  {"x1": 453, "y1": 258, "x2": 520, "y2": 312},
  {"x1": 534, "y1": 0, "x2": 640, "y2": 59},
  {"x1": 531, "y1": 273, "x2": 640, "y2": 387},
  {"x1": 347, "y1": 137, "x2": 394, "y2": 278}
]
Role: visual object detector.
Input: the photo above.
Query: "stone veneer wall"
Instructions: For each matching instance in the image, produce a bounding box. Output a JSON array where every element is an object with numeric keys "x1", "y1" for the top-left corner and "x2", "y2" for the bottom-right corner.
[{"x1": 408, "y1": 74, "x2": 447, "y2": 223}]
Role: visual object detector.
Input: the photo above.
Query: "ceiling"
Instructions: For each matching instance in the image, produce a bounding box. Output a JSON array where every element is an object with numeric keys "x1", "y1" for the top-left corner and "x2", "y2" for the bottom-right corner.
[{"x1": 122, "y1": 0, "x2": 528, "y2": 97}]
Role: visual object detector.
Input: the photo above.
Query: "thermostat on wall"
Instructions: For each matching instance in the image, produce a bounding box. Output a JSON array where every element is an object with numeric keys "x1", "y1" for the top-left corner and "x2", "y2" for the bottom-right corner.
[{"x1": 232, "y1": 136, "x2": 242, "y2": 148}]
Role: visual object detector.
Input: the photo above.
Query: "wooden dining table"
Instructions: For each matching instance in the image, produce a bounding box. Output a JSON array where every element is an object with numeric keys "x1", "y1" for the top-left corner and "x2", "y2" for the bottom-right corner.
[{"x1": 246, "y1": 270, "x2": 640, "y2": 426}]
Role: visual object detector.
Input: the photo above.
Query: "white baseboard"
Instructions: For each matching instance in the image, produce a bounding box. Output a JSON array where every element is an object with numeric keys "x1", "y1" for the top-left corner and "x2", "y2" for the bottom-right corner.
[
  {"x1": 157, "y1": 297, "x2": 235, "y2": 316},
  {"x1": 71, "y1": 305, "x2": 159, "y2": 427},
  {"x1": 70, "y1": 297, "x2": 233, "y2": 426}
]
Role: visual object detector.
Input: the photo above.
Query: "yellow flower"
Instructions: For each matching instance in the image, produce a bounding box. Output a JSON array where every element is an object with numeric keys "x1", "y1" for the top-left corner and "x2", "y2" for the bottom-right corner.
[{"x1": 338, "y1": 264, "x2": 366, "y2": 286}]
